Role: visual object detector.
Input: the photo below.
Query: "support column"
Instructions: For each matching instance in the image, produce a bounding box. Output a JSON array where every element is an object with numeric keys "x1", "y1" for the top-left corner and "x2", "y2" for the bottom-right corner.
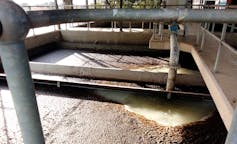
[
  {"x1": 0, "y1": 1, "x2": 45, "y2": 144},
  {"x1": 166, "y1": 23, "x2": 180, "y2": 99}
]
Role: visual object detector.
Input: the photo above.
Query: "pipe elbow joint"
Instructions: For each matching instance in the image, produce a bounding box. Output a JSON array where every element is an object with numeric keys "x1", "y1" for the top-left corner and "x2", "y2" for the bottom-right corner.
[{"x1": 0, "y1": 0, "x2": 30, "y2": 42}]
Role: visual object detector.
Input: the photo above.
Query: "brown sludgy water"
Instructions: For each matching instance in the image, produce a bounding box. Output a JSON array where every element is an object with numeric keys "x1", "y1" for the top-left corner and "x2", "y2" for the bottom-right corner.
[{"x1": 95, "y1": 89, "x2": 216, "y2": 127}]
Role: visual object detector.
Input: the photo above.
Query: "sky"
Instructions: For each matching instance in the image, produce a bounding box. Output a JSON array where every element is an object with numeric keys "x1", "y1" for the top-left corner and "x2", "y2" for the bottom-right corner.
[{"x1": 13, "y1": 0, "x2": 95, "y2": 6}]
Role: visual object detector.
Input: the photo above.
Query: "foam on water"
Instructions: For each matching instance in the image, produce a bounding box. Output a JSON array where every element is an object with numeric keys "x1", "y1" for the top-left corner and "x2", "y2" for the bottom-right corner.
[{"x1": 96, "y1": 90, "x2": 215, "y2": 127}]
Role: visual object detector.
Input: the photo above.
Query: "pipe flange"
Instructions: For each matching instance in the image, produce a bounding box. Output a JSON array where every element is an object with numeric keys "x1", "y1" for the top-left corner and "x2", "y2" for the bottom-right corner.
[
  {"x1": 0, "y1": 0, "x2": 30, "y2": 42},
  {"x1": 168, "y1": 64, "x2": 180, "y2": 69}
]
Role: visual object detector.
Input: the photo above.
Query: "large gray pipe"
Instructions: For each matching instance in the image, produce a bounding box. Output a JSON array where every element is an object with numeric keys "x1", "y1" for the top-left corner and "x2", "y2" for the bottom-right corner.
[
  {"x1": 28, "y1": 9, "x2": 237, "y2": 28},
  {"x1": 166, "y1": 32, "x2": 180, "y2": 99},
  {"x1": 0, "y1": 1, "x2": 45, "y2": 144}
]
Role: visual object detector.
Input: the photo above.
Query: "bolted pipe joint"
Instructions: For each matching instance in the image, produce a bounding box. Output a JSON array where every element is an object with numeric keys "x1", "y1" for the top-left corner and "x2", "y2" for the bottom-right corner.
[{"x1": 0, "y1": 0, "x2": 30, "y2": 42}]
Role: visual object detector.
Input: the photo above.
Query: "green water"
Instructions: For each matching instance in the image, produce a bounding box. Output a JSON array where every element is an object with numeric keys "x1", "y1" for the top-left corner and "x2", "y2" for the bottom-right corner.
[{"x1": 95, "y1": 90, "x2": 216, "y2": 127}]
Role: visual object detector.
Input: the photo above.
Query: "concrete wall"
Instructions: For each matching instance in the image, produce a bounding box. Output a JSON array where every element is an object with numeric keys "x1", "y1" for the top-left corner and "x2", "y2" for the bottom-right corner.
[
  {"x1": 25, "y1": 31, "x2": 61, "y2": 50},
  {"x1": 61, "y1": 30, "x2": 153, "y2": 45}
]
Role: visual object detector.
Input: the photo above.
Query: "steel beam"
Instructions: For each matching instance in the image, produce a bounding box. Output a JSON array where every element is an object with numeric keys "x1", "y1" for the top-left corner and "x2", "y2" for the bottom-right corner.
[{"x1": 27, "y1": 9, "x2": 237, "y2": 28}]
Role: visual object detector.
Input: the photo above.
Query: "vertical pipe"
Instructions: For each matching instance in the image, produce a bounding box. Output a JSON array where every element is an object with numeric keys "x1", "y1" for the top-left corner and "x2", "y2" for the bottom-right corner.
[
  {"x1": 129, "y1": 21, "x2": 132, "y2": 32},
  {"x1": 0, "y1": 41, "x2": 45, "y2": 144},
  {"x1": 213, "y1": 23, "x2": 227, "y2": 72},
  {"x1": 225, "y1": 108, "x2": 237, "y2": 144},
  {"x1": 166, "y1": 32, "x2": 180, "y2": 99}
]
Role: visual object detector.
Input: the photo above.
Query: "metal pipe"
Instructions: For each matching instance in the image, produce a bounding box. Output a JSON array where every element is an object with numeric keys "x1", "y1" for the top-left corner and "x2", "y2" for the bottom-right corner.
[
  {"x1": 225, "y1": 108, "x2": 237, "y2": 144},
  {"x1": 166, "y1": 32, "x2": 180, "y2": 99},
  {"x1": 0, "y1": 1, "x2": 45, "y2": 143},
  {"x1": 200, "y1": 23, "x2": 207, "y2": 50},
  {"x1": 213, "y1": 23, "x2": 227, "y2": 72},
  {"x1": 0, "y1": 42, "x2": 45, "y2": 144},
  {"x1": 28, "y1": 9, "x2": 237, "y2": 28}
]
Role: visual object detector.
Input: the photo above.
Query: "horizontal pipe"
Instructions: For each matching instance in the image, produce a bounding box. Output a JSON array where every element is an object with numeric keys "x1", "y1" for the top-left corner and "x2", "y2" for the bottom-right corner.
[{"x1": 27, "y1": 9, "x2": 237, "y2": 28}]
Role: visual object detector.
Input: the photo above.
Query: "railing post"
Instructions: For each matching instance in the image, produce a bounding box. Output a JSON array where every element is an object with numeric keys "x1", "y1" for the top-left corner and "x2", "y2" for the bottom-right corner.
[
  {"x1": 0, "y1": 1, "x2": 45, "y2": 144},
  {"x1": 225, "y1": 108, "x2": 237, "y2": 144},
  {"x1": 211, "y1": 23, "x2": 215, "y2": 33},
  {"x1": 213, "y1": 23, "x2": 227, "y2": 73},
  {"x1": 200, "y1": 23, "x2": 208, "y2": 51},
  {"x1": 149, "y1": 22, "x2": 152, "y2": 31},
  {"x1": 159, "y1": 22, "x2": 164, "y2": 40},
  {"x1": 196, "y1": 23, "x2": 201, "y2": 45},
  {"x1": 153, "y1": 22, "x2": 158, "y2": 40}
]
